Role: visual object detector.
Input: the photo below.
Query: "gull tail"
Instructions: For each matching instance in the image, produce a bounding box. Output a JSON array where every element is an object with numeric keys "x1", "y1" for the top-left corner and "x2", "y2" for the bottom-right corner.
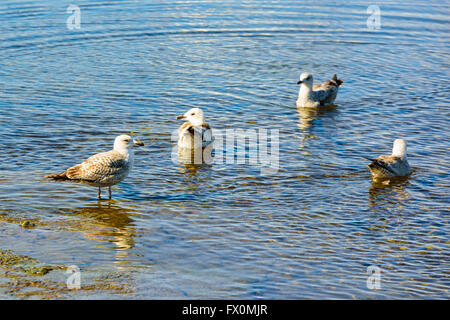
[
  {"x1": 331, "y1": 74, "x2": 343, "y2": 86},
  {"x1": 45, "y1": 171, "x2": 70, "y2": 180},
  {"x1": 46, "y1": 164, "x2": 83, "y2": 181}
]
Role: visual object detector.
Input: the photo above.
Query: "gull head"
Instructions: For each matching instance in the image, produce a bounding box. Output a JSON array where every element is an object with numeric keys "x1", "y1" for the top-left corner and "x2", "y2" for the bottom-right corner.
[
  {"x1": 114, "y1": 134, "x2": 144, "y2": 153},
  {"x1": 392, "y1": 139, "x2": 407, "y2": 158},
  {"x1": 297, "y1": 72, "x2": 313, "y2": 87},
  {"x1": 176, "y1": 107, "x2": 204, "y2": 126}
]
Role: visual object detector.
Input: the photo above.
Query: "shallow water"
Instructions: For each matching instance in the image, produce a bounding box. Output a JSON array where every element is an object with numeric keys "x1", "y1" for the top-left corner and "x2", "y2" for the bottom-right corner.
[{"x1": 0, "y1": 0, "x2": 449, "y2": 299}]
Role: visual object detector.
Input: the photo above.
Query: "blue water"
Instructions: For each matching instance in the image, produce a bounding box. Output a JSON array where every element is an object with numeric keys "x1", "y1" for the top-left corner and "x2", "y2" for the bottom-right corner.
[{"x1": 0, "y1": 0, "x2": 448, "y2": 299}]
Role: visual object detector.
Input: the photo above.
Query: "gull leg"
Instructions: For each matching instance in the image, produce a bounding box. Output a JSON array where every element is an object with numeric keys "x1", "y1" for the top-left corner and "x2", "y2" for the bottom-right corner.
[
  {"x1": 108, "y1": 186, "x2": 112, "y2": 200},
  {"x1": 98, "y1": 187, "x2": 101, "y2": 199}
]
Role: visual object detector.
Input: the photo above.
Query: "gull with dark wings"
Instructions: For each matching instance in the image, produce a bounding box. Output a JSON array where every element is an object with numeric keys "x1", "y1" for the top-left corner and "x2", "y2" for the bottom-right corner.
[{"x1": 365, "y1": 139, "x2": 412, "y2": 180}]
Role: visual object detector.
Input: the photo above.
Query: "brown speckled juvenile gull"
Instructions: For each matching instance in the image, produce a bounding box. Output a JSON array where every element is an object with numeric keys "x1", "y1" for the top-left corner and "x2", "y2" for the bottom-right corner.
[
  {"x1": 366, "y1": 139, "x2": 412, "y2": 179},
  {"x1": 176, "y1": 107, "x2": 214, "y2": 149},
  {"x1": 45, "y1": 134, "x2": 144, "y2": 199},
  {"x1": 296, "y1": 73, "x2": 343, "y2": 107}
]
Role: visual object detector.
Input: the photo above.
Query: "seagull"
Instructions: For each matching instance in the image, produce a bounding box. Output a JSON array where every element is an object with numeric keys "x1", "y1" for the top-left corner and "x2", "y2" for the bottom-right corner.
[
  {"x1": 45, "y1": 134, "x2": 144, "y2": 199},
  {"x1": 365, "y1": 139, "x2": 412, "y2": 179},
  {"x1": 296, "y1": 73, "x2": 343, "y2": 107},
  {"x1": 176, "y1": 107, "x2": 214, "y2": 149}
]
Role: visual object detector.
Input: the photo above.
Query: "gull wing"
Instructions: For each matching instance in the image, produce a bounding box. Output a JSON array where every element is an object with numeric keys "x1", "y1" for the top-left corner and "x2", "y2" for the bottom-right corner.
[
  {"x1": 366, "y1": 155, "x2": 411, "y2": 178},
  {"x1": 66, "y1": 150, "x2": 128, "y2": 182},
  {"x1": 312, "y1": 74, "x2": 342, "y2": 105},
  {"x1": 192, "y1": 122, "x2": 215, "y2": 148},
  {"x1": 313, "y1": 87, "x2": 339, "y2": 105},
  {"x1": 179, "y1": 121, "x2": 215, "y2": 148}
]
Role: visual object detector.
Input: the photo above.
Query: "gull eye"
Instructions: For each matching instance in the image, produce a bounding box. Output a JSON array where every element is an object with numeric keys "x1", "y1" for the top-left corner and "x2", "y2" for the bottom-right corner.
[{"x1": 191, "y1": 113, "x2": 195, "y2": 116}]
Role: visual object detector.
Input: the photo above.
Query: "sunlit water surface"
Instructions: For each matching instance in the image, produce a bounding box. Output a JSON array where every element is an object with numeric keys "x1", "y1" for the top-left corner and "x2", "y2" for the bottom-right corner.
[{"x1": 0, "y1": 0, "x2": 448, "y2": 299}]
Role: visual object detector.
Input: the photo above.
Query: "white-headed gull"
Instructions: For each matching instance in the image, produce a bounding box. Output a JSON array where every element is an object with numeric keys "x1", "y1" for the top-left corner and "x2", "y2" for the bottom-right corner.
[{"x1": 45, "y1": 134, "x2": 144, "y2": 199}]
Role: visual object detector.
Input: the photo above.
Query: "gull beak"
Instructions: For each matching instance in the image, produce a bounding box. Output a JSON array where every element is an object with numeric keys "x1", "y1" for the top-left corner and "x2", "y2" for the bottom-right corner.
[
  {"x1": 297, "y1": 80, "x2": 302, "y2": 85},
  {"x1": 176, "y1": 115, "x2": 186, "y2": 120},
  {"x1": 133, "y1": 139, "x2": 144, "y2": 147}
]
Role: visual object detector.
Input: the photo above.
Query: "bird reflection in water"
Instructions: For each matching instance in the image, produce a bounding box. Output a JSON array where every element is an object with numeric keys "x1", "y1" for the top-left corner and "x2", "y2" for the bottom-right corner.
[
  {"x1": 172, "y1": 146, "x2": 215, "y2": 196},
  {"x1": 368, "y1": 176, "x2": 411, "y2": 213},
  {"x1": 296, "y1": 104, "x2": 338, "y2": 150},
  {"x1": 57, "y1": 201, "x2": 137, "y2": 252}
]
